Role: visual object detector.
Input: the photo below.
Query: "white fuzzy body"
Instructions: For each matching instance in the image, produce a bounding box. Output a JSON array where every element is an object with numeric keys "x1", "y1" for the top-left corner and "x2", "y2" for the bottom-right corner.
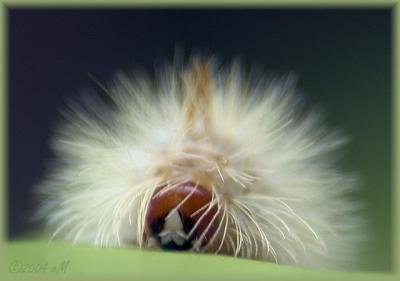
[{"x1": 35, "y1": 60, "x2": 362, "y2": 269}]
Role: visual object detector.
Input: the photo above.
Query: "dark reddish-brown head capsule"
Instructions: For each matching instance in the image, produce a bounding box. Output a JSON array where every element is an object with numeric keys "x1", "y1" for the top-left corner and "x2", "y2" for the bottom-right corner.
[{"x1": 145, "y1": 182, "x2": 218, "y2": 251}]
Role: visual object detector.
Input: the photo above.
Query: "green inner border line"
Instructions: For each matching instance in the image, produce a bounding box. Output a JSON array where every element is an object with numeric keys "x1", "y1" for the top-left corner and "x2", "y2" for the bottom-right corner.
[
  {"x1": 1, "y1": 0, "x2": 399, "y2": 8},
  {"x1": 392, "y1": 1, "x2": 399, "y2": 275},
  {"x1": 0, "y1": 0, "x2": 7, "y2": 276}
]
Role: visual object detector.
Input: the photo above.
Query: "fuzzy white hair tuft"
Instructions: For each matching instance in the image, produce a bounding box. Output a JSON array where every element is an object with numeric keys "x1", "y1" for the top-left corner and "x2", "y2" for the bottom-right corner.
[{"x1": 34, "y1": 58, "x2": 364, "y2": 270}]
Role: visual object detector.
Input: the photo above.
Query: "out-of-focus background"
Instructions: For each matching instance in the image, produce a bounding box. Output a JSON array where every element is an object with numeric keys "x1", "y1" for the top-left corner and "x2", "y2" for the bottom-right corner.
[{"x1": 7, "y1": 9, "x2": 391, "y2": 271}]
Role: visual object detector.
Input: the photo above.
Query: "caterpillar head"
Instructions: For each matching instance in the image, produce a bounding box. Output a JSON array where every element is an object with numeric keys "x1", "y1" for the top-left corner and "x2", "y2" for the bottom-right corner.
[
  {"x1": 143, "y1": 62, "x2": 240, "y2": 251},
  {"x1": 35, "y1": 59, "x2": 363, "y2": 269}
]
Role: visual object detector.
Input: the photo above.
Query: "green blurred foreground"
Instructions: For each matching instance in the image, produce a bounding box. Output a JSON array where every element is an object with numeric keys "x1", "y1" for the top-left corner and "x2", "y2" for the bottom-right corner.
[{"x1": 2, "y1": 241, "x2": 394, "y2": 281}]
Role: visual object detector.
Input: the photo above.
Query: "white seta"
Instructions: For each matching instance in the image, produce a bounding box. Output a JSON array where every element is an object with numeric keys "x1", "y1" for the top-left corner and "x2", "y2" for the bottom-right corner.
[{"x1": 34, "y1": 59, "x2": 363, "y2": 270}]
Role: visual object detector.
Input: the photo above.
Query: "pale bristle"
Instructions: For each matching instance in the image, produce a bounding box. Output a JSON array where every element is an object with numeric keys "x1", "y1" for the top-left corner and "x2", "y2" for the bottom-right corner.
[{"x1": 34, "y1": 59, "x2": 364, "y2": 270}]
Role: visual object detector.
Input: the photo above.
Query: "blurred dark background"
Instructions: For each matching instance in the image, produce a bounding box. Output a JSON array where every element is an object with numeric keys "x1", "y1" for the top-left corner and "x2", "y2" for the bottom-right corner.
[{"x1": 7, "y1": 8, "x2": 391, "y2": 271}]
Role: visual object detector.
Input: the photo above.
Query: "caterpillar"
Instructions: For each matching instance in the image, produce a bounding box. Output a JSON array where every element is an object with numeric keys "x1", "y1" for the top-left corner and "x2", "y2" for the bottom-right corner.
[{"x1": 34, "y1": 58, "x2": 363, "y2": 270}]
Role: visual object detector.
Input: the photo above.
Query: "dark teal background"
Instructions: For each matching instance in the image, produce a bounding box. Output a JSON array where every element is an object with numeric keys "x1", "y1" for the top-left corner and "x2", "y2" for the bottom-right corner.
[{"x1": 8, "y1": 9, "x2": 391, "y2": 271}]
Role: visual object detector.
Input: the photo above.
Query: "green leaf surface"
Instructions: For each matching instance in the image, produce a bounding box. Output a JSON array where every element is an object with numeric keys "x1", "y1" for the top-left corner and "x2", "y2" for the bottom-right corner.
[{"x1": 2, "y1": 241, "x2": 392, "y2": 281}]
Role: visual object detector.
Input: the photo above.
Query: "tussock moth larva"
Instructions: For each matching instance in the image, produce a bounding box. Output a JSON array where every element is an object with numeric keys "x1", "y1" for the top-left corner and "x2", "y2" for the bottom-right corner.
[{"x1": 34, "y1": 58, "x2": 363, "y2": 270}]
